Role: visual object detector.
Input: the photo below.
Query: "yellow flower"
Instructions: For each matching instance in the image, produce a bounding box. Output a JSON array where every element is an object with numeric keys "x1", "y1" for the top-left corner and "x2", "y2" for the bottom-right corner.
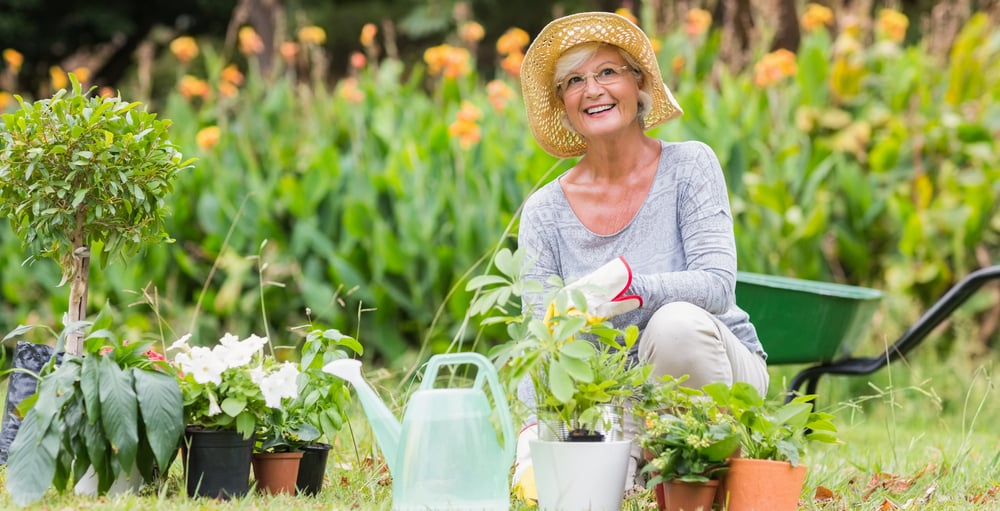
[
  {"x1": 360, "y1": 23, "x2": 378, "y2": 47},
  {"x1": 486, "y1": 80, "x2": 514, "y2": 112},
  {"x1": 50, "y1": 66, "x2": 68, "y2": 90},
  {"x1": 3, "y1": 48, "x2": 24, "y2": 73},
  {"x1": 671, "y1": 55, "x2": 685, "y2": 75},
  {"x1": 614, "y1": 8, "x2": 638, "y2": 25},
  {"x1": 70, "y1": 67, "x2": 90, "y2": 83},
  {"x1": 337, "y1": 77, "x2": 365, "y2": 104},
  {"x1": 877, "y1": 9, "x2": 908, "y2": 43},
  {"x1": 221, "y1": 64, "x2": 244, "y2": 85},
  {"x1": 297, "y1": 25, "x2": 327, "y2": 46},
  {"x1": 496, "y1": 27, "x2": 529, "y2": 55},
  {"x1": 196, "y1": 126, "x2": 221, "y2": 151},
  {"x1": 179, "y1": 75, "x2": 210, "y2": 100},
  {"x1": 423, "y1": 44, "x2": 471, "y2": 78},
  {"x1": 459, "y1": 21, "x2": 485, "y2": 44},
  {"x1": 801, "y1": 3, "x2": 834, "y2": 32},
  {"x1": 649, "y1": 37, "x2": 662, "y2": 54},
  {"x1": 169, "y1": 36, "x2": 199, "y2": 64},
  {"x1": 0, "y1": 91, "x2": 12, "y2": 111},
  {"x1": 500, "y1": 51, "x2": 523, "y2": 78},
  {"x1": 753, "y1": 48, "x2": 797, "y2": 87},
  {"x1": 685, "y1": 9, "x2": 712, "y2": 38},
  {"x1": 238, "y1": 26, "x2": 265, "y2": 55}
]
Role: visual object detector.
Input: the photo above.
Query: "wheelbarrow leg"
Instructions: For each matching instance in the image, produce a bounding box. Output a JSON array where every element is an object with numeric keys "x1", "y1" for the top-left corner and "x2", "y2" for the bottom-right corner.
[{"x1": 784, "y1": 265, "x2": 1000, "y2": 403}]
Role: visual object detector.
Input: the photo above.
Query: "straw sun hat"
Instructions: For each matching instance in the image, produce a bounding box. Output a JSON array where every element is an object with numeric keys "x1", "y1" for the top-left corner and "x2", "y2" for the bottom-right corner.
[{"x1": 520, "y1": 11, "x2": 683, "y2": 158}]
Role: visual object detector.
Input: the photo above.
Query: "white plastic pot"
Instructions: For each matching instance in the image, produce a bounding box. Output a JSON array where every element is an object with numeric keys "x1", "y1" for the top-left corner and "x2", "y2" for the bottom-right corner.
[{"x1": 530, "y1": 439, "x2": 631, "y2": 511}]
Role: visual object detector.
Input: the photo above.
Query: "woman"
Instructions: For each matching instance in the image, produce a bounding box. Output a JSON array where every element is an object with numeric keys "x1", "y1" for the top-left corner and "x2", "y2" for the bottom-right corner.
[{"x1": 512, "y1": 11, "x2": 769, "y2": 498}]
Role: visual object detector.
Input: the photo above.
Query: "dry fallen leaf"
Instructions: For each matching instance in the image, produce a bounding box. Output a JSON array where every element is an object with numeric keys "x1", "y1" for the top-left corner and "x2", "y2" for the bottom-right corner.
[{"x1": 814, "y1": 485, "x2": 836, "y2": 502}]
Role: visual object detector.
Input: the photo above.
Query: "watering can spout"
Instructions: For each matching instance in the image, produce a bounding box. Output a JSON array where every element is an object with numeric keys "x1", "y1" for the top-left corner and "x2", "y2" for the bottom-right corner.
[{"x1": 322, "y1": 358, "x2": 401, "y2": 475}]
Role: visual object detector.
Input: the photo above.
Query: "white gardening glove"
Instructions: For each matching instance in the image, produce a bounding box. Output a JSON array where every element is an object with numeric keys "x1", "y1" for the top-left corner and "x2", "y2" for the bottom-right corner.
[
  {"x1": 511, "y1": 423, "x2": 538, "y2": 504},
  {"x1": 564, "y1": 256, "x2": 642, "y2": 320}
]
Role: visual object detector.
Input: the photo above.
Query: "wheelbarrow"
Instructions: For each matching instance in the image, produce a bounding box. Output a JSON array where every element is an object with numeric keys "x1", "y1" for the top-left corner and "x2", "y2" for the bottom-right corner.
[{"x1": 735, "y1": 265, "x2": 1000, "y2": 402}]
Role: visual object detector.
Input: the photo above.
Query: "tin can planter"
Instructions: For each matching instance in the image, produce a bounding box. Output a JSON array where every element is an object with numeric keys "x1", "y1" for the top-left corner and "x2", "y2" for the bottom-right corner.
[
  {"x1": 182, "y1": 428, "x2": 253, "y2": 499},
  {"x1": 720, "y1": 458, "x2": 807, "y2": 511},
  {"x1": 252, "y1": 451, "x2": 304, "y2": 495},
  {"x1": 296, "y1": 442, "x2": 332, "y2": 496}
]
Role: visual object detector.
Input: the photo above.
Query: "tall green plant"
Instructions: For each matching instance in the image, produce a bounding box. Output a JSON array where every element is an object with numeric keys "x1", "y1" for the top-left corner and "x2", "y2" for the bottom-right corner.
[{"x1": 0, "y1": 74, "x2": 194, "y2": 353}]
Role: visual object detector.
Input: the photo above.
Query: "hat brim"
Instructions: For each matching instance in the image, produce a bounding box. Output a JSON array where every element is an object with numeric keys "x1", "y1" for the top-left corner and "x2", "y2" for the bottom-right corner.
[{"x1": 520, "y1": 12, "x2": 682, "y2": 158}]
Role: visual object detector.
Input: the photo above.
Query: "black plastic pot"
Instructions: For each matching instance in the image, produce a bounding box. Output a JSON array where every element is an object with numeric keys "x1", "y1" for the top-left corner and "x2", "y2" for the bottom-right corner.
[
  {"x1": 182, "y1": 428, "x2": 253, "y2": 499},
  {"x1": 296, "y1": 442, "x2": 332, "y2": 496}
]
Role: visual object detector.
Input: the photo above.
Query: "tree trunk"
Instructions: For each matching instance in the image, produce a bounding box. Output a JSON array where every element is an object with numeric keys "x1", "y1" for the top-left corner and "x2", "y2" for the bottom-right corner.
[
  {"x1": 65, "y1": 244, "x2": 90, "y2": 356},
  {"x1": 770, "y1": 0, "x2": 801, "y2": 52}
]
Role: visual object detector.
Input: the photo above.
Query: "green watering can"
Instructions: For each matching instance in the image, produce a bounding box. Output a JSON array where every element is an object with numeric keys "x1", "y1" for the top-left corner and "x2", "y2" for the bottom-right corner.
[{"x1": 324, "y1": 352, "x2": 515, "y2": 510}]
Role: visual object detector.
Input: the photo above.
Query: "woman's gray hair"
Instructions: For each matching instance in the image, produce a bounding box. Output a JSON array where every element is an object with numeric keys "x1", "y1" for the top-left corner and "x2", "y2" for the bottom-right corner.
[{"x1": 554, "y1": 42, "x2": 654, "y2": 133}]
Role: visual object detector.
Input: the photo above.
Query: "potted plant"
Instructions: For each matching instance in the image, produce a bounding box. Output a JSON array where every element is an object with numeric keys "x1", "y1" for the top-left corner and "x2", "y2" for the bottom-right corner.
[
  {"x1": 169, "y1": 331, "x2": 276, "y2": 499},
  {"x1": 249, "y1": 357, "x2": 314, "y2": 495},
  {"x1": 470, "y1": 248, "x2": 650, "y2": 511},
  {"x1": 291, "y1": 326, "x2": 363, "y2": 495},
  {"x1": 4, "y1": 312, "x2": 184, "y2": 506},
  {"x1": 635, "y1": 376, "x2": 741, "y2": 511},
  {"x1": 703, "y1": 382, "x2": 839, "y2": 511}
]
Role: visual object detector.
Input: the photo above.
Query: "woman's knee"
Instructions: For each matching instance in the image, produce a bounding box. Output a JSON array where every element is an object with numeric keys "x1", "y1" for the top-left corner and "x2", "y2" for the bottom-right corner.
[{"x1": 643, "y1": 302, "x2": 718, "y2": 349}]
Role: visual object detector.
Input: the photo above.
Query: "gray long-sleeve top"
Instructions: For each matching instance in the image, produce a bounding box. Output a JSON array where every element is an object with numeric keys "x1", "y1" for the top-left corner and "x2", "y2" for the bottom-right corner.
[{"x1": 517, "y1": 140, "x2": 766, "y2": 360}]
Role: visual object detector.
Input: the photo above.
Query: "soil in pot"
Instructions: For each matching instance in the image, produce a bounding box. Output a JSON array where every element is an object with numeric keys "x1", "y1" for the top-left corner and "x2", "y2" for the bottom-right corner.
[{"x1": 296, "y1": 442, "x2": 332, "y2": 496}]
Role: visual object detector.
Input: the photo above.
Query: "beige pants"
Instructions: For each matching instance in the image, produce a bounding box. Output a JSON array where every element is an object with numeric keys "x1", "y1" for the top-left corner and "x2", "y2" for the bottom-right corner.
[{"x1": 624, "y1": 301, "x2": 769, "y2": 489}]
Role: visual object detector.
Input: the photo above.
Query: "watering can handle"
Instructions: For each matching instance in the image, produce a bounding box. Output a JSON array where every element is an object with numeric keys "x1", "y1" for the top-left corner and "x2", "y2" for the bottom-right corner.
[{"x1": 420, "y1": 353, "x2": 516, "y2": 468}]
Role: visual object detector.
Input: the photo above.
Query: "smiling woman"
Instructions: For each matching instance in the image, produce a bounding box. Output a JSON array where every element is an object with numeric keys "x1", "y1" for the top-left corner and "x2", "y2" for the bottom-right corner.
[{"x1": 510, "y1": 11, "x2": 770, "y2": 501}]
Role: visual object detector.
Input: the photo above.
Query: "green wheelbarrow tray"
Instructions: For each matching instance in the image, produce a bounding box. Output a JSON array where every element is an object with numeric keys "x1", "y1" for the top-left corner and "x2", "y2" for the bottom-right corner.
[
  {"x1": 735, "y1": 266, "x2": 1000, "y2": 401},
  {"x1": 736, "y1": 272, "x2": 883, "y2": 365}
]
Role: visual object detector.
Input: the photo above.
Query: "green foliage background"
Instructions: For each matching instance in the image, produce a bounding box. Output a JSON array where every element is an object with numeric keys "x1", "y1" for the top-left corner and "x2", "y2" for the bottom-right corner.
[{"x1": 1, "y1": 7, "x2": 998, "y2": 371}]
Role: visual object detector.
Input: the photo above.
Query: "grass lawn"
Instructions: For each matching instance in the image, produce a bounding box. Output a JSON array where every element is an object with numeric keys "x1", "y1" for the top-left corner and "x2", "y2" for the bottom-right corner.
[{"x1": 0, "y1": 352, "x2": 996, "y2": 510}]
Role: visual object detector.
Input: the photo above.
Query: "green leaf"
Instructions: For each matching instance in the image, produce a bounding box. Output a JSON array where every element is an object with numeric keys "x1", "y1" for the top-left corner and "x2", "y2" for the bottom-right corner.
[
  {"x1": 80, "y1": 354, "x2": 101, "y2": 423},
  {"x1": 133, "y1": 368, "x2": 184, "y2": 472},
  {"x1": 221, "y1": 397, "x2": 247, "y2": 417},
  {"x1": 98, "y1": 355, "x2": 139, "y2": 473},
  {"x1": 557, "y1": 355, "x2": 593, "y2": 383},
  {"x1": 559, "y1": 339, "x2": 596, "y2": 360},
  {"x1": 6, "y1": 411, "x2": 59, "y2": 506},
  {"x1": 548, "y1": 360, "x2": 574, "y2": 403}
]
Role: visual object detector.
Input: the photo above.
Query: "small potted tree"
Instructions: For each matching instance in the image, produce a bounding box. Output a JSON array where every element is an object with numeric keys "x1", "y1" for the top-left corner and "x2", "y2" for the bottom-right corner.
[
  {"x1": 0, "y1": 73, "x2": 194, "y2": 492},
  {"x1": 703, "y1": 382, "x2": 839, "y2": 511},
  {"x1": 469, "y1": 248, "x2": 650, "y2": 511}
]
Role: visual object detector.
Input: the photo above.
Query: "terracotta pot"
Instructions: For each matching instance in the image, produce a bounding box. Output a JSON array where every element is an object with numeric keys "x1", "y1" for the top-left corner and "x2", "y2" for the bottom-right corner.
[
  {"x1": 659, "y1": 479, "x2": 720, "y2": 511},
  {"x1": 719, "y1": 458, "x2": 807, "y2": 511},
  {"x1": 252, "y1": 451, "x2": 304, "y2": 495}
]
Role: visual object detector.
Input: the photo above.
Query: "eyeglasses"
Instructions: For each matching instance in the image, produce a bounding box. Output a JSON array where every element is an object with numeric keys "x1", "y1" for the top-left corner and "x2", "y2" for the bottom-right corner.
[{"x1": 559, "y1": 65, "x2": 634, "y2": 96}]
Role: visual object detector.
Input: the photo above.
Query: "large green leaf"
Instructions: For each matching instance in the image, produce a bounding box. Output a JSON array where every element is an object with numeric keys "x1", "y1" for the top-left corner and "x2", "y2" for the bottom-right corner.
[
  {"x1": 548, "y1": 360, "x2": 574, "y2": 404},
  {"x1": 6, "y1": 411, "x2": 59, "y2": 506},
  {"x1": 97, "y1": 355, "x2": 139, "y2": 473},
  {"x1": 80, "y1": 354, "x2": 101, "y2": 423},
  {"x1": 133, "y1": 368, "x2": 184, "y2": 471}
]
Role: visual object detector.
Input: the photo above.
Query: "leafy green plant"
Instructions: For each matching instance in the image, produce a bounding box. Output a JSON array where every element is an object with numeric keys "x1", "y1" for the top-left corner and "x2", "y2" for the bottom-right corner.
[
  {"x1": 292, "y1": 326, "x2": 364, "y2": 445},
  {"x1": 636, "y1": 376, "x2": 740, "y2": 484},
  {"x1": 0, "y1": 74, "x2": 194, "y2": 354},
  {"x1": 470, "y1": 248, "x2": 650, "y2": 439},
  {"x1": 703, "y1": 382, "x2": 838, "y2": 466},
  {"x1": 4, "y1": 317, "x2": 184, "y2": 506}
]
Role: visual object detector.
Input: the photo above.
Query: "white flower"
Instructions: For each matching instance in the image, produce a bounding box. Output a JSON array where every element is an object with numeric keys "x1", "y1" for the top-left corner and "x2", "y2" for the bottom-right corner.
[
  {"x1": 258, "y1": 362, "x2": 300, "y2": 408},
  {"x1": 168, "y1": 333, "x2": 192, "y2": 352},
  {"x1": 206, "y1": 392, "x2": 222, "y2": 417},
  {"x1": 249, "y1": 365, "x2": 267, "y2": 385},
  {"x1": 177, "y1": 346, "x2": 225, "y2": 385},
  {"x1": 218, "y1": 332, "x2": 241, "y2": 347}
]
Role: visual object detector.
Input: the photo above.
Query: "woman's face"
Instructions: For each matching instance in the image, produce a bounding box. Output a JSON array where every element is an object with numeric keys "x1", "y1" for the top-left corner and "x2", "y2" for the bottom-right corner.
[{"x1": 559, "y1": 46, "x2": 641, "y2": 142}]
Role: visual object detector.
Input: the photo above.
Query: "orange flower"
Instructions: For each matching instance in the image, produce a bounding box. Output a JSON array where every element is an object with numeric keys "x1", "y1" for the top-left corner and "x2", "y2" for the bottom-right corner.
[
  {"x1": 350, "y1": 51, "x2": 367, "y2": 69},
  {"x1": 0, "y1": 92, "x2": 11, "y2": 111},
  {"x1": 800, "y1": 3, "x2": 834, "y2": 32},
  {"x1": 70, "y1": 67, "x2": 90, "y2": 83},
  {"x1": 280, "y1": 42, "x2": 300, "y2": 63},
  {"x1": 218, "y1": 81, "x2": 238, "y2": 98},
  {"x1": 500, "y1": 51, "x2": 523, "y2": 78},
  {"x1": 486, "y1": 79, "x2": 514, "y2": 112},
  {"x1": 459, "y1": 21, "x2": 485, "y2": 44},
  {"x1": 239, "y1": 26, "x2": 265, "y2": 55},
  {"x1": 496, "y1": 27, "x2": 529, "y2": 55},
  {"x1": 3, "y1": 48, "x2": 24, "y2": 73},
  {"x1": 50, "y1": 66, "x2": 68, "y2": 90},
  {"x1": 877, "y1": 9, "x2": 908, "y2": 43},
  {"x1": 424, "y1": 44, "x2": 471, "y2": 78},
  {"x1": 671, "y1": 55, "x2": 685, "y2": 75},
  {"x1": 615, "y1": 8, "x2": 638, "y2": 25},
  {"x1": 298, "y1": 25, "x2": 327, "y2": 45},
  {"x1": 649, "y1": 37, "x2": 662, "y2": 54},
  {"x1": 179, "y1": 75, "x2": 210, "y2": 100},
  {"x1": 337, "y1": 77, "x2": 365, "y2": 104},
  {"x1": 685, "y1": 9, "x2": 712, "y2": 38},
  {"x1": 360, "y1": 23, "x2": 378, "y2": 47},
  {"x1": 449, "y1": 101, "x2": 482, "y2": 149},
  {"x1": 221, "y1": 64, "x2": 244, "y2": 85},
  {"x1": 753, "y1": 48, "x2": 797, "y2": 87},
  {"x1": 98, "y1": 86, "x2": 116, "y2": 98},
  {"x1": 196, "y1": 126, "x2": 221, "y2": 151},
  {"x1": 169, "y1": 36, "x2": 199, "y2": 64}
]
